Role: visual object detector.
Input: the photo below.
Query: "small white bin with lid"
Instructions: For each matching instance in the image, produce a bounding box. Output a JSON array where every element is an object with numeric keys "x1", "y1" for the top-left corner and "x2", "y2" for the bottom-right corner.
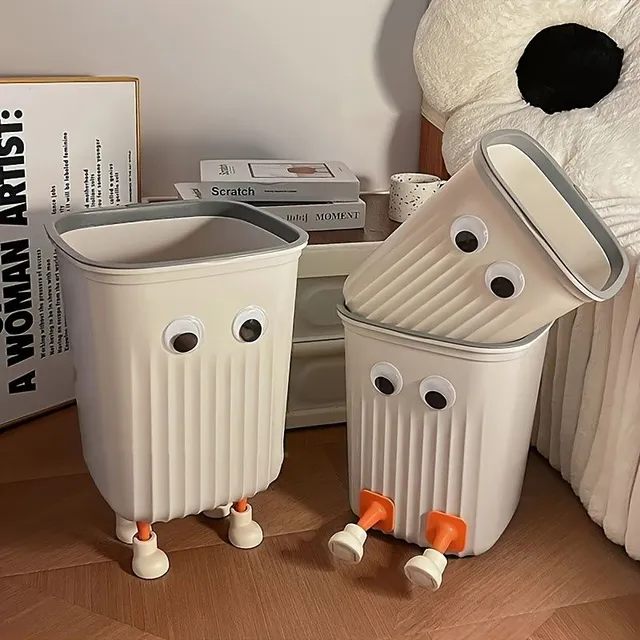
[
  {"x1": 46, "y1": 200, "x2": 308, "y2": 580},
  {"x1": 328, "y1": 305, "x2": 549, "y2": 590},
  {"x1": 344, "y1": 130, "x2": 628, "y2": 344}
]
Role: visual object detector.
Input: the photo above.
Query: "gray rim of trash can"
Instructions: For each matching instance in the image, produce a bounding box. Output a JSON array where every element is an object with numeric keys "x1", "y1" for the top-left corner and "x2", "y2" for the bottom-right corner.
[
  {"x1": 337, "y1": 304, "x2": 550, "y2": 356},
  {"x1": 46, "y1": 199, "x2": 309, "y2": 271},
  {"x1": 474, "y1": 129, "x2": 629, "y2": 302}
]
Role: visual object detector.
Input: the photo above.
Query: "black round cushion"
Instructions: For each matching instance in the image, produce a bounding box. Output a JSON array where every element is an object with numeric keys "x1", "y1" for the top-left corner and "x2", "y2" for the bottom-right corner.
[{"x1": 516, "y1": 23, "x2": 624, "y2": 115}]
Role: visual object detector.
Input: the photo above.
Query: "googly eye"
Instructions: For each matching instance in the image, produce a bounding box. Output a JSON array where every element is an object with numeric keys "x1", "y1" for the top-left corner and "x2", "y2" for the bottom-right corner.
[
  {"x1": 450, "y1": 216, "x2": 489, "y2": 254},
  {"x1": 233, "y1": 306, "x2": 267, "y2": 343},
  {"x1": 485, "y1": 262, "x2": 525, "y2": 300},
  {"x1": 370, "y1": 362, "x2": 403, "y2": 397},
  {"x1": 419, "y1": 376, "x2": 456, "y2": 411},
  {"x1": 163, "y1": 317, "x2": 203, "y2": 354}
]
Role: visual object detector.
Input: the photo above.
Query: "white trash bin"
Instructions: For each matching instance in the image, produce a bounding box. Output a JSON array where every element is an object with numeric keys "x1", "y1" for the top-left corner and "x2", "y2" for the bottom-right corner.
[
  {"x1": 343, "y1": 130, "x2": 628, "y2": 344},
  {"x1": 328, "y1": 305, "x2": 549, "y2": 590},
  {"x1": 46, "y1": 200, "x2": 308, "y2": 579}
]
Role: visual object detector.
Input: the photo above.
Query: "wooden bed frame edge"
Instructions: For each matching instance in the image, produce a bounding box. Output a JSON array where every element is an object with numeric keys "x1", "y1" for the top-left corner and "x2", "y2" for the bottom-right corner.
[{"x1": 419, "y1": 115, "x2": 450, "y2": 179}]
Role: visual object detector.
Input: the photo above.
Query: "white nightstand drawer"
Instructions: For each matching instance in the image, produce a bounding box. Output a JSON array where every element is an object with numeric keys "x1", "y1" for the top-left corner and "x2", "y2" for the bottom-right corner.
[
  {"x1": 293, "y1": 241, "x2": 380, "y2": 342},
  {"x1": 286, "y1": 339, "x2": 346, "y2": 429},
  {"x1": 293, "y1": 275, "x2": 347, "y2": 341}
]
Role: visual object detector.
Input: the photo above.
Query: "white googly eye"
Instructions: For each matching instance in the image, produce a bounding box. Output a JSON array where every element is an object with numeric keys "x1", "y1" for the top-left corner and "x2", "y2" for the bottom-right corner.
[
  {"x1": 233, "y1": 306, "x2": 267, "y2": 343},
  {"x1": 370, "y1": 362, "x2": 403, "y2": 396},
  {"x1": 419, "y1": 376, "x2": 456, "y2": 411},
  {"x1": 450, "y1": 216, "x2": 489, "y2": 254},
  {"x1": 485, "y1": 262, "x2": 525, "y2": 300},
  {"x1": 163, "y1": 317, "x2": 203, "y2": 354}
]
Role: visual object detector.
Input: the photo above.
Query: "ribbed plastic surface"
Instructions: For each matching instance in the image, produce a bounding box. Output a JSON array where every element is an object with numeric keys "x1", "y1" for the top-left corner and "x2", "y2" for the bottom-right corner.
[
  {"x1": 344, "y1": 164, "x2": 580, "y2": 343},
  {"x1": 51, "y1": 203, "x2": 307, "y2": 524},
  {"x1": 65, "y1": 257, "x2": 300, "y2": 523},
  {"x1": 344, "y1": 131, "x2": 627, "y2": 344},
  {"x1": 340, "y1": 309, "x2": 549, "y2": 556}
]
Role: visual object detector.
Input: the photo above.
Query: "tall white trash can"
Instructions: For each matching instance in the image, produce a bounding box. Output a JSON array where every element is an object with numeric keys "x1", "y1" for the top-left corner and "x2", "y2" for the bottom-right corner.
[
  {"x1": 47, "y1": 200, "x2": 308, "y2": 579},
  {"x1": 344, "y1": 130, "x2": 628, "y2": 343},
  {"x1": 328, "y1": 306, "x2": 549, "y2": 590}
]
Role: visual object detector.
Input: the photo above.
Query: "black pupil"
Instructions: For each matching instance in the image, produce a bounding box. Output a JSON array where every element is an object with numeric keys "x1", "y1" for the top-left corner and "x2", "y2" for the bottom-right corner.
[
  {"x1": 374, "y1": 376, "x2": 395, "y2": 396},
  {"x1": 172, "y1": 332, "x2": 198, "y2": 353},
  {"x1": 425, "y1": 391, "x2": 447, "y2": 410},
  {"x1": 455, "y1": 230, "x2": 479, "y2": 253},
  {"x1": 491, "y1": 276, "x2": 516, "y2": 299},
  {"x1": 239, "y1": 319, "x2": 262, "y2": 342}
]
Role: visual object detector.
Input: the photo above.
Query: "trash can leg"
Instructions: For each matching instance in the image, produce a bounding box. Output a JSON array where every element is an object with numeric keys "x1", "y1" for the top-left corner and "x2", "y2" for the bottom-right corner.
[
  {"x1": 203, "y1": 503, "x2": 232, "y2": 519},
  {"x1": 404, "y1": 511, "x2": 467, "y2": 591},
  {"x1": 115, "y1": 514, "x2": 137, "y2": 544},
  {"x1": 328, "y1": 490, "x2": 395, "y2": 564},
  {"x1": 228, "y1": 499, "x2": 264, "y2": 550},
  {"x1": 131, "y1": 521, "x2": 170, "y2": 580}
]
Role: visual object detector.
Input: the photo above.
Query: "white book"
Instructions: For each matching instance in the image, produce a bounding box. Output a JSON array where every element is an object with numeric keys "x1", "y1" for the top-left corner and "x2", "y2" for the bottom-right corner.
[
  {"x1": 174, "y1": 182, "x2": 366, "y2": 231},
  {"x1": 198, "y1": 160, "x2": 360, "y2": 203}
]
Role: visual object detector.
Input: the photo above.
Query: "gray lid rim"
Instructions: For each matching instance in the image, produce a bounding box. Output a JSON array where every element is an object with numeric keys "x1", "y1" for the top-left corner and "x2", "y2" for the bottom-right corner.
[
  {"x1": 473, "y1": 129, "x2": 629, "y2": 301},
  {"x1": 45, "y1": 199, "x2": 309, "y2": 271},
  {"x1": 337, "y1": 304, "x2": 550, "y2": 353}
]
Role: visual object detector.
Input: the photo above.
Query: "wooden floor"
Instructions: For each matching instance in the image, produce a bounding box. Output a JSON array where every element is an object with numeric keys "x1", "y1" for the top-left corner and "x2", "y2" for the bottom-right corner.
[{"x1": 1, "y1": 408, "x2": 640, "y2": 639}]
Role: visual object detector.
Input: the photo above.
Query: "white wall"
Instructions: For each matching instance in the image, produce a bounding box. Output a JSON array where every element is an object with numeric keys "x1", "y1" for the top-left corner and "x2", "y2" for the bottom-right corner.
[{"x1": 2, "y1": 0, "x2": 426, "y2": 197}]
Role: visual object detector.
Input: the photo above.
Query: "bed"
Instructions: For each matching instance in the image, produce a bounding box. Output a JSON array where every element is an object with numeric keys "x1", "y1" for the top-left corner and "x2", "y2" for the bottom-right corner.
[{"x1": 414, "y1": 0, "x2": 640, "y2": 560}]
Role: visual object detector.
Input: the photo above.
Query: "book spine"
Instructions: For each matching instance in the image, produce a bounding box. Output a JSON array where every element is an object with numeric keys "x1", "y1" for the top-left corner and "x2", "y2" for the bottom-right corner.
[
  {"x1": 262, "y1": 202, "x2": 366, "y2": 232},
  {"x1": 174, "y1": 184, "x2": 366, "y2": 231},
  {"x1": 181, "y1": 180, "x2": 360, "y2": 203}
]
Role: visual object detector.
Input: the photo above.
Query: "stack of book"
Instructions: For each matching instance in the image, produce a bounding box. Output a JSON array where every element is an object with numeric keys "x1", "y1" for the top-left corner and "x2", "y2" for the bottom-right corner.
[{"x1": 174, "y1": 160, "x2": 365, "y2": 232}]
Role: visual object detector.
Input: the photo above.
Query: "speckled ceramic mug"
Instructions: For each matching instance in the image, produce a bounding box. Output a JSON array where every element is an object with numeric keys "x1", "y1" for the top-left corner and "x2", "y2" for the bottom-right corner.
[{"x1": 388, "y1": 173, "x2": 446, "y2": 223}]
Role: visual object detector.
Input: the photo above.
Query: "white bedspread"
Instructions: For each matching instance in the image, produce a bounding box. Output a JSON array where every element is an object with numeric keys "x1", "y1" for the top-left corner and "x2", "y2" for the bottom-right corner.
[{"x1": 413, "y1": 0, "x2": 640, "y2": 558}]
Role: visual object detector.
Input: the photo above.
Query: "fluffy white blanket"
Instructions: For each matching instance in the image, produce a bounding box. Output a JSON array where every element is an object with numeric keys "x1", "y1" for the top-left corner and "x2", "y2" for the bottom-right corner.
[{"x1": 414, "y1": 0, "x2": 640, "y2": 558}]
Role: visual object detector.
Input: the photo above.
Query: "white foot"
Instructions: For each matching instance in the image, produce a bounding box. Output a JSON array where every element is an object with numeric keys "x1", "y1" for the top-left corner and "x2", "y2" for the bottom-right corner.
[
  {"x1": 228, "y1": 504, "x2": 264, "y2": 550},
  {"x1": 131, "y1": 532, "x2": 170, "y2": 580},
  {"x1": 115, "y1": 515, "x2": 138, "y2": 545},
  {"x1": 404, "y1": 548, "x2": 447, "y2": 590},
  {"x1": 328, "y1": 523, "x2": 367, "y2": 564},
  {"x1": 203, "y1": 503, "x2": 232, "y2": 519}
]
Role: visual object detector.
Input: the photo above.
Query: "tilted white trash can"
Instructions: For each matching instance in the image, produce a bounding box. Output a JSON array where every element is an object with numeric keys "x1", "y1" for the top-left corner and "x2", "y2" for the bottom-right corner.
[
  {"x1": 344, "y1": 129, "x2": 628, "y2": 343},
  {"x1": 46, "y1": 200, "x2": 308, "y2": 579},
  {"x1": 328, "y1": 305, "x2": 549, "y2": 590}
]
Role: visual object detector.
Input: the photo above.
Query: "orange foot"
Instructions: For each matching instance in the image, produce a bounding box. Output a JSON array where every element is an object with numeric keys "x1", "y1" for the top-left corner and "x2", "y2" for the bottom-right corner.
[
  {"x1": 328, "y1": 490, "x2": 396, "y2": 564},
  {"x1": 404, "y1": 511, "x2": 468, "y2": 591}
]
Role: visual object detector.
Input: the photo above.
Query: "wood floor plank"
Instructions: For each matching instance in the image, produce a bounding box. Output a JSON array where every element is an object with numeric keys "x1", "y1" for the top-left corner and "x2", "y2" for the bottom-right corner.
[
  {"x1": 0, "y1": 422, "x2": 349, "y2": 577},
  {"x1": 23, "y1": 550, "x2": 267, "y2": 640},
  {"x1": 0, "y1": 474, "x2": 129, "y2": 577},
  {"x1": 427, "y1": 611, "x2": 553, "y2": 640},
  {"x1": 393, "y1": 467, "x2": 640, "y2": 636},
  {"x1": 0, "y1": 407, "x2": 85, "y2": 484},
  {"x1": 285, "y1": 424, "x2": 347, "y2": 446},
  {"x1": 247, "y1": 524, "x2": 410, "y2": 639},
  {"x1": 4, "y1": 410, "x2": 640, "y2": 640},
  {"x1": 24, "y1": 514, "x2": 640, "y2": 640},
  {"x1": 0, "y1": 576, "x2": 161, "y2": 639},
  {"x1": 530, "y1": 595, "x2": 640, "y2": 640},
  {"x1": 22, "y1": 530, "x2": 405, "y2": 640}
]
